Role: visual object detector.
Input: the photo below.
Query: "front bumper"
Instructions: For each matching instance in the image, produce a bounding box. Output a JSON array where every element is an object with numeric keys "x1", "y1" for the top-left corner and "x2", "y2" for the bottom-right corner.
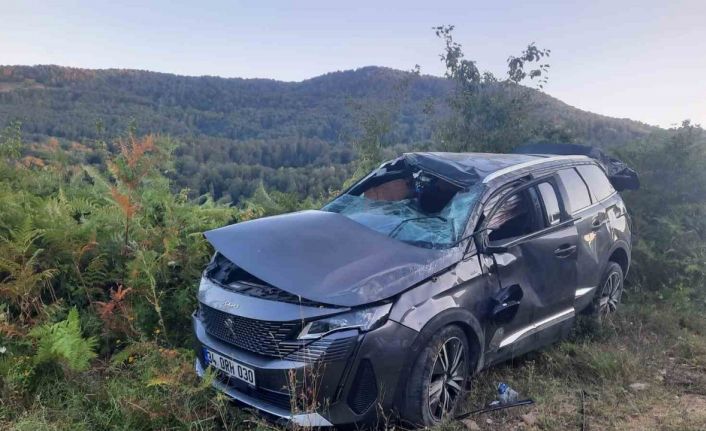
[
  {"x1": 192, "y1": 311, "x2": 418, "y2": 426},
  {"x1": 194, "y1": 357, "x2": 334, "y2": 427}
]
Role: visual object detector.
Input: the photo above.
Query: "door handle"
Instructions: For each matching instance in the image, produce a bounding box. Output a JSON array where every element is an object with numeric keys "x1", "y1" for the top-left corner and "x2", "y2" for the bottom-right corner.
[{"x1": 554, "y1": 244, "x2": 576, "y2": 258}]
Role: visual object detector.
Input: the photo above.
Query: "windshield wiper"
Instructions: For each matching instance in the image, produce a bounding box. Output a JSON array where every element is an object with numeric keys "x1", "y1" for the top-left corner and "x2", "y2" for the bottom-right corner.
[{"x1": 388, "y1": 216, "x2": 447, "y2": 238}]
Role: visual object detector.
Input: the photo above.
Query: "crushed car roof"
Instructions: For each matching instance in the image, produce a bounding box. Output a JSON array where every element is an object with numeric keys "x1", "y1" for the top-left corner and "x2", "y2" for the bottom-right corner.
[
  {"x1": 514, "y1": 143, "x2": 640, "y2": 190},
  {"x1": 401, "y1": 152, "x2": 580, "y2": 187},
  {"x1": 401, "y1": 150, "x2": 640, "y2": 190}
]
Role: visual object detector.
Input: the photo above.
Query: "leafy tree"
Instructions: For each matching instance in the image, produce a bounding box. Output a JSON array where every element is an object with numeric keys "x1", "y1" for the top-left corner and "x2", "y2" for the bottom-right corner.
[
  {"x1": 620, "y1": 121, "x2": 706, "y2": 296},
  {"x1": 433, "y1": 25, "x2": 551, "y2": 153}
]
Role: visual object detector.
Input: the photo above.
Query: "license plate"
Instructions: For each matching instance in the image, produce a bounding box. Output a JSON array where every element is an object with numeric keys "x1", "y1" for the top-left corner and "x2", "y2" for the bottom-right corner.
[{"x1": 205, "y1": 349, "x2": 256, "y2": 387}]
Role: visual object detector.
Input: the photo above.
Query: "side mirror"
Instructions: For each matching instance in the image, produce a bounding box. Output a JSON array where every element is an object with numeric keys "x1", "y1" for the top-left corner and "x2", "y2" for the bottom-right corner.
[{"x1": 472, "y1": 228, "x2": 514, "y2": 254}]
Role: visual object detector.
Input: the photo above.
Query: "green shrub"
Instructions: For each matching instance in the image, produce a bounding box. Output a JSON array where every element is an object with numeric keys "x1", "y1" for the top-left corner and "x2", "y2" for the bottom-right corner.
[
  {"x1": 620, "y1": 121, "x2": 706, "y2": 297},
  {"x1": 29, "y1": 308, "x2": 97, "y2": 372}
]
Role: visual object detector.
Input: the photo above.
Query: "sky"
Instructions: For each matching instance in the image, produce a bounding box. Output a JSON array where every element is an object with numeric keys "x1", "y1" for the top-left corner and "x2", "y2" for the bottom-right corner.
[{"x1": 2, "y1": 0, "x2": 705, "y2": 128}]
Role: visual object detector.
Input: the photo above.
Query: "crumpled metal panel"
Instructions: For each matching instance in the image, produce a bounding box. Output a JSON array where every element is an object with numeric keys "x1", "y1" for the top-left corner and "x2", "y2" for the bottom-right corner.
[
  {"x1": 204, "y1": 210, "x2": 461, "y2": 307},
  {"x1": 403, "y1": 152, "x2": 540, "y2": 187}
]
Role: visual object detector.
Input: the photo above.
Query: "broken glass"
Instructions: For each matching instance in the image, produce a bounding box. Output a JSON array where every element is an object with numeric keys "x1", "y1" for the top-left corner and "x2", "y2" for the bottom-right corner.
[{"x1": 323, "y1": 184, "x2": 483, "y2": 248}]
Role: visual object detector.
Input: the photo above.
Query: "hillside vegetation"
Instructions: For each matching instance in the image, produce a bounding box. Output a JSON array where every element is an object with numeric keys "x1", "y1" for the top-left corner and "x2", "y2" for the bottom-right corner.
[
  {"x1": 1, "y1": 119, "x2": 704, "y2": 431},
  {"x1": 1, "y1": 27, "x2": 705, "y2": 430},
  {"x1": 0, "y1": 64, "x2": 654, "y2": 203}
]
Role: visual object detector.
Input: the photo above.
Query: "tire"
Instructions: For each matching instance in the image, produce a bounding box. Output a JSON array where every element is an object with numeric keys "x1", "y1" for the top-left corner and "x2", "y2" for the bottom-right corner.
[
  {"x1": 585, "y1": 261, "x2": 624, "y2": 323},
  {"x1": 400, "y1": 325, "x2": 471, "y2": 427}
]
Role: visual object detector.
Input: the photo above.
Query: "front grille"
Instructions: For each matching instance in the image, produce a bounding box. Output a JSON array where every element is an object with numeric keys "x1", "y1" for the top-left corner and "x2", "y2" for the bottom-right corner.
[
  {"x1": 347, "y1": 359, "x2": 378, "y2": 414},
  {"x1": 201, "y1": 304, "x2": 302, "y2": 357}
]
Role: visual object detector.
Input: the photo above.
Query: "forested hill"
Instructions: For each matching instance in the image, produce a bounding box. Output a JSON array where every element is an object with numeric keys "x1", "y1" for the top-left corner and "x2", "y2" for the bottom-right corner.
[{"x1": 0, "y1": 64, "x2": 655, "y2": 202}]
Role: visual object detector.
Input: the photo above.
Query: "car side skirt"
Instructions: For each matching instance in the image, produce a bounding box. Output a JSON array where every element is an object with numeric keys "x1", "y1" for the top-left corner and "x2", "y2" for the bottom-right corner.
[{"x1": 498, "y1": 307, "x2": 574, "y2": 348}]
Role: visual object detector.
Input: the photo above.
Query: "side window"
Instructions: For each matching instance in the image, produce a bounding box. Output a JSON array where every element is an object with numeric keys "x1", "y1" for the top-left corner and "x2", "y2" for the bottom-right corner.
[
  {"x1": 557, "y1": 168, "x2": 592, "y2": 214},
  {"x1": 576, "y1": 164, "x2": 614, "y2": 202},
  {"x1": 486, "y1": 189, "x2": 543, "y2": 242},
  {"x1": 537, "y1": 182, "x2": 561, "y2": 225}
]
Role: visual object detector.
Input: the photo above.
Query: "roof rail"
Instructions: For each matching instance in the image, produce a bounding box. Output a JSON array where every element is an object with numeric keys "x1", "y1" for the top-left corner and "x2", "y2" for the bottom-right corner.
[{"x1": 482, "y1": 155, "x2": 584, "y2": 183}]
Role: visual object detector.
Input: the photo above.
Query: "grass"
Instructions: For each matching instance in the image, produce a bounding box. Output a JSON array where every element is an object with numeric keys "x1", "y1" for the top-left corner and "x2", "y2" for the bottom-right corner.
[
  {"x1": 448, "y1": 299, "x2": 706, "y2": 431},
  {"x1": 2, "y1": 297, "x2": 705, "y2": 430}
]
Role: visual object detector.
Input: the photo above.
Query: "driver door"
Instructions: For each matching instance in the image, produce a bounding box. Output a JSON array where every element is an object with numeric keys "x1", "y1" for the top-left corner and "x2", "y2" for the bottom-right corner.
[{"x1": 482, "y1": 177, "x2": 579, "y2": 364}]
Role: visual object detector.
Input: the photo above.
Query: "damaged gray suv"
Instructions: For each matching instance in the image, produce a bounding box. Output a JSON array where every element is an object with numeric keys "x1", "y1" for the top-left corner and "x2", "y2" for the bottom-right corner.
[{"x1": 193, "y1": 144, "x2": 639, "y2": 427}]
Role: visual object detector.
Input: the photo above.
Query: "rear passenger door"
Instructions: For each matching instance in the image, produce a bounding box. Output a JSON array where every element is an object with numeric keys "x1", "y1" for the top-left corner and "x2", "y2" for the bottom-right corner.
[{"x1": 555, "y1": 165, "x2": 614, "y2": 303}]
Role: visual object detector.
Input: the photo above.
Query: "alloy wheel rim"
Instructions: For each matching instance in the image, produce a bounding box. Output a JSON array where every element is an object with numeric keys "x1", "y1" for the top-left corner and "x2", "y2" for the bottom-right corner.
[
  {"x1": 428, "y1": 336, "x2": 466, "y2": 421},
  {"x1": 599, "y1": 271, "x2": 623, "y2": 318}
]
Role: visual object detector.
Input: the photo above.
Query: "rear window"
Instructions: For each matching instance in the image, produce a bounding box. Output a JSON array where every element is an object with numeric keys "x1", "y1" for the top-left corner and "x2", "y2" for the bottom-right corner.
[
  {"x1": 576, "y1": 164, "x2": 615, "y2": 201},
  {"x1": 557, "y1": 168, "x2": 592, "y2": 214}
]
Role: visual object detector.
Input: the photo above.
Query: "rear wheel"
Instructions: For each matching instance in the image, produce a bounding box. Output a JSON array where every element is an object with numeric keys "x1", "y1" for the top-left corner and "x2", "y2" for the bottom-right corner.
[
  {"x1": 401, "y1": 325, "x2": 471, "y2": 426},
  {"x1": 587, "y1": 262, "x2": 624, "y2": 323}
]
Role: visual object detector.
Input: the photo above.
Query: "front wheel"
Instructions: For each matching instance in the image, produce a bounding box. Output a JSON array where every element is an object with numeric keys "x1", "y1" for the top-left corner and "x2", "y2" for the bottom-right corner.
[{"x1": 401, "y1": 324, "x2": 471, "y2": 427}]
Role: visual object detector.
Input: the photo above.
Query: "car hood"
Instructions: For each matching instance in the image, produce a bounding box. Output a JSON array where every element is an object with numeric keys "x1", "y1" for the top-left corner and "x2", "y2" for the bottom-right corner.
[{"x1": 203, "y1": 210, "x2": 461, "y2": 307}]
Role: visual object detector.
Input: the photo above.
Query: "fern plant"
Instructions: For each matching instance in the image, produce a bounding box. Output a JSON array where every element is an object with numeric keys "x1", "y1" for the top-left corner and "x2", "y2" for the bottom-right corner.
[
  {"x1": 29, "y1": 307, "x2": 97, "y2": 372},
  {"x1": 0, "y1": 220, "x2": 57, "y2": 321}
]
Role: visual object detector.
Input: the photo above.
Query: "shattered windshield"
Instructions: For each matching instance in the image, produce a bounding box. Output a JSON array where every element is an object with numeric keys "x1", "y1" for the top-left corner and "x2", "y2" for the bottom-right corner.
[{"x1": 323, "y1": 177, "x2": 483, "y2": 249}]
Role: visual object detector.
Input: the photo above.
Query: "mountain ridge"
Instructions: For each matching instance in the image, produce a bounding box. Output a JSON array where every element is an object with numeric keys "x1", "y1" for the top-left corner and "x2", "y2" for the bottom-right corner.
[
  {"x1": 0, "y1": 64, "x2": 656, "y2": 130},
  {"x1": 0, "y1": 64, "x2": 657, "y2": 202}
]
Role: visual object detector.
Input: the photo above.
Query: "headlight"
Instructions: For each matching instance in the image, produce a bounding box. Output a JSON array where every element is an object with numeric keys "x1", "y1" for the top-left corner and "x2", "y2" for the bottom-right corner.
[{"x1": 298, "y1": 303, "x2": 392, "y2": 340}]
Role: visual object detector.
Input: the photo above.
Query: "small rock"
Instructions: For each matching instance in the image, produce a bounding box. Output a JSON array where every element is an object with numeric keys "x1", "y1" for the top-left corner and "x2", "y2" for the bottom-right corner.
[
  {"x1": 521, "y1": 412, "x2": 537, "y2": 426},
  {"x1": 461, "y1": 419, "x2": 481, "y2": 431},
  {"x1": 629, "y1": 382, "x2": 649, "y2": 392},
  {"x1": 486, "y1": 417, "x2": 494, "y2": 424}
]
